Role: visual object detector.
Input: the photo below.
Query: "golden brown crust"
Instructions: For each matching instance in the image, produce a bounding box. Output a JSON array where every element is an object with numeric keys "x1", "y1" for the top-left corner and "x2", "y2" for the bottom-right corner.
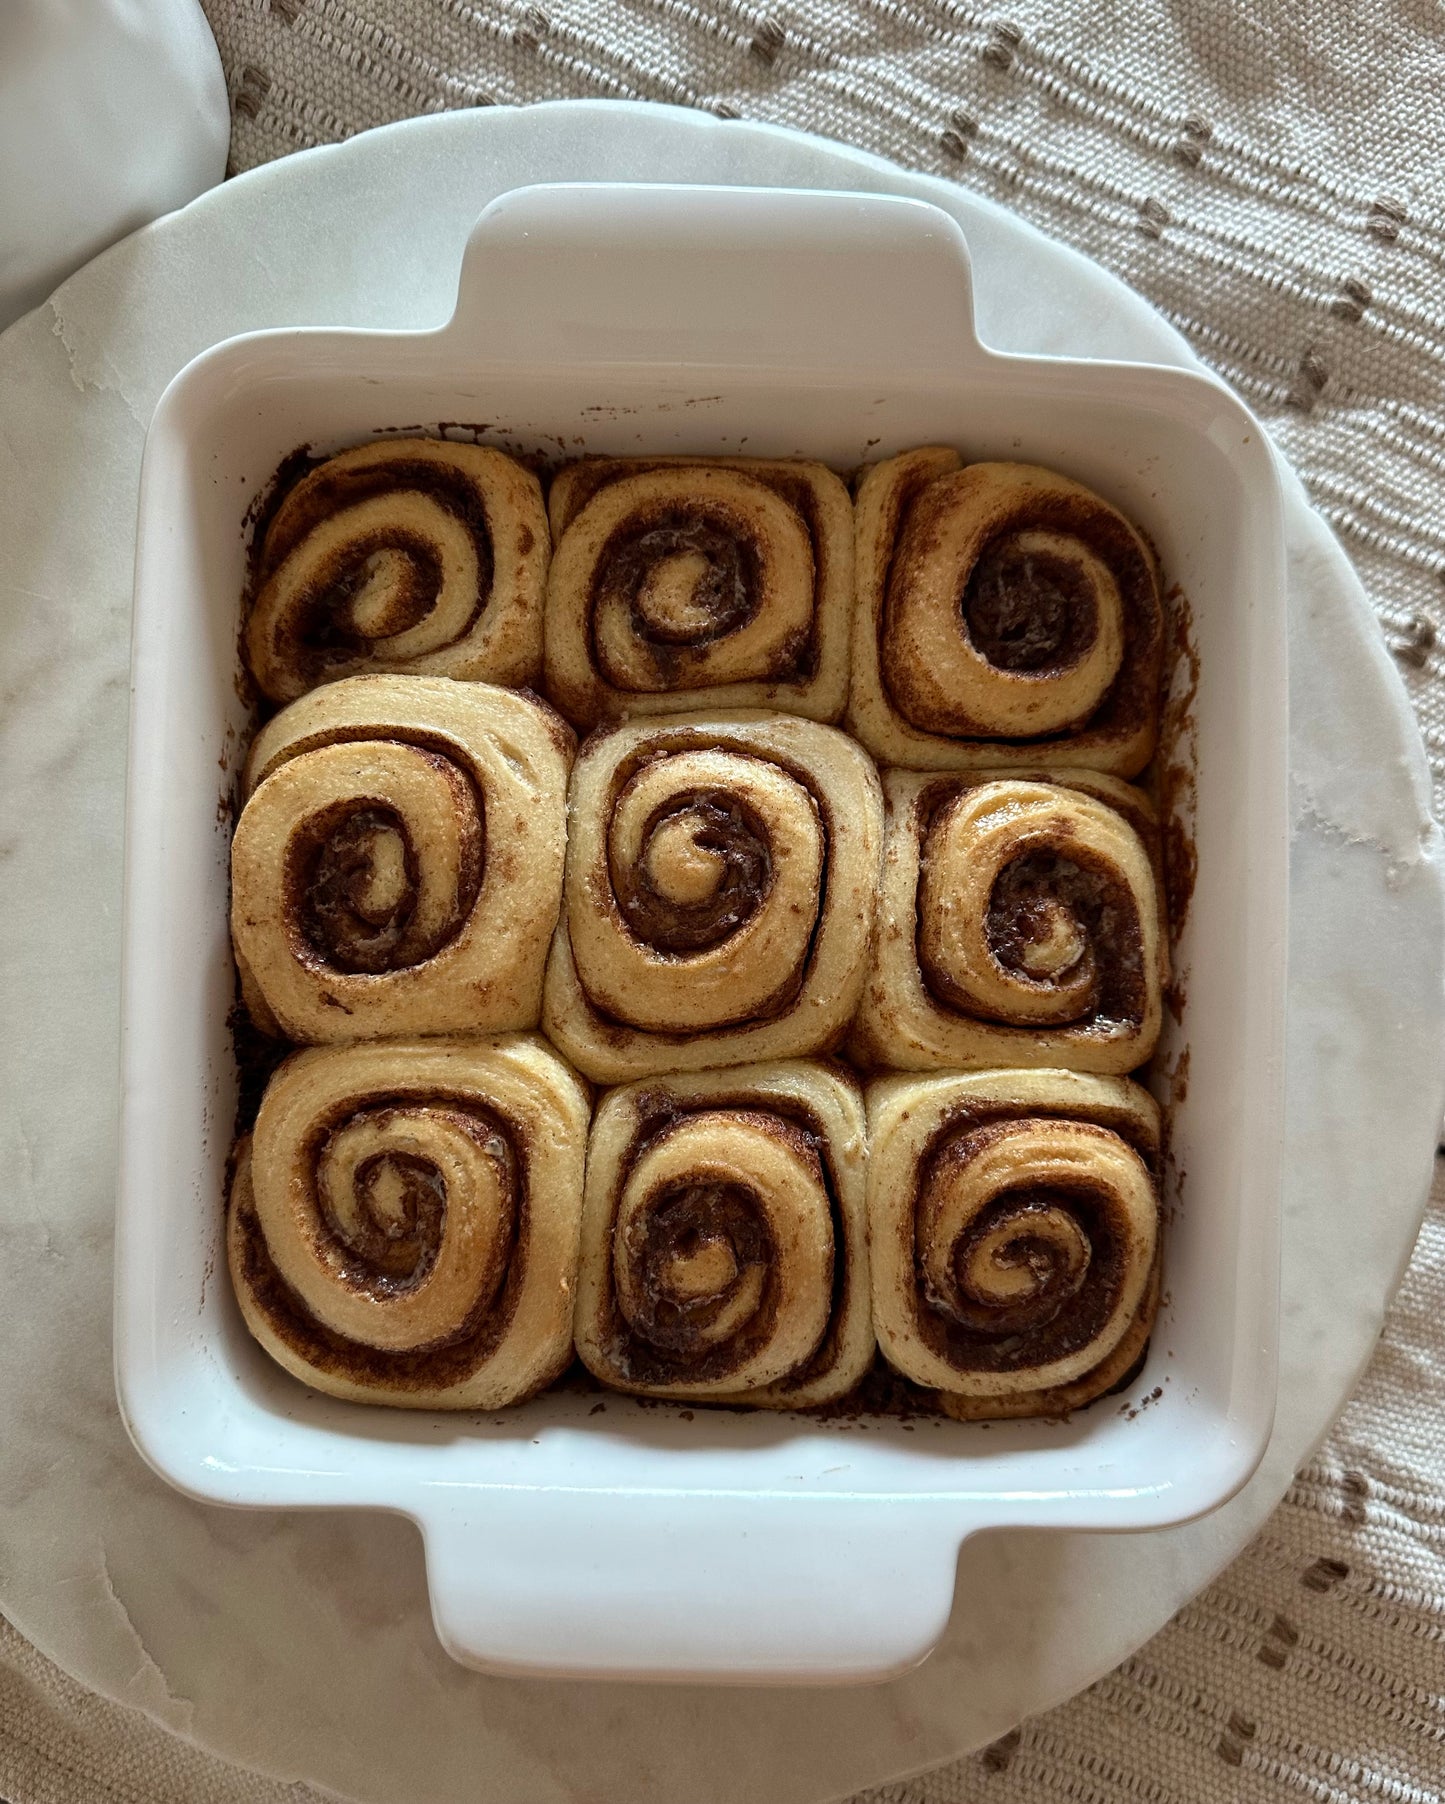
[
  {"x1": 245, "y1": 439, "x2": 548, "y2": 703},
  {"x1": 227, "y1": 1034, "x2": 591, "y2": 1409},
  {"x1": 542, "y1": 710, "x2": 883, "y2": 1083},
  {"x1": 231, "y1": 676, "x2": 572, "y2": 1042},
  {"x1": 848, "y1": 455, "x2": 1163, "y2": 775},
  {"x1": 574, "y1": 1062, "x2": 872, "y2": 1405},
  {"x1": 852, "y1": 768, "x2": 1167, "y2": 1075},
  {"x1": 544, "y1": 457, "x2": 853, "y2": 728},
  {"x1": 866, "y1": 1069, "x2": 1161, "y2": 1417}
]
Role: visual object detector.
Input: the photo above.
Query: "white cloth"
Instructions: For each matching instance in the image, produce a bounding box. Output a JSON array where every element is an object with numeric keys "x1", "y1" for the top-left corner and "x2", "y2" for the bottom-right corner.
[{"x1": 0, "y1": 0, "x2": 228, "y2": 330}]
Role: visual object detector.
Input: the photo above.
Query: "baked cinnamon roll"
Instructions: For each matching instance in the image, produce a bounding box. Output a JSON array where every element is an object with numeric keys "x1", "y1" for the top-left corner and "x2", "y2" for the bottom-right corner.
[
  {"x1": 231, "y1": 676, "x2": 572, "y2": 1042},
  {"x1": 544, "y1": 457, "x2": 853, "y2": 728},
  {"x1": 227, "y1": 1034, "x2": 590, "y2": 1409},
  {"x1": 849, "y1": 451, "x2": 1164, "y2": 775},
  {"x1": 853, "y1": 770, "x2": 1165, "y2": 1074},
  {"x1": 245, "y1": 439, "x2": 548, "y2": 703},
  {"x1": 575, "y1": 1062, "x2": 871, "y2": 1405},
  {"x1": 867, "y1": 1069, "x2": 1161, "y2": 1417},
  {"x1": 542, "y1": 711, "x2": 883, "y2": 1082}
]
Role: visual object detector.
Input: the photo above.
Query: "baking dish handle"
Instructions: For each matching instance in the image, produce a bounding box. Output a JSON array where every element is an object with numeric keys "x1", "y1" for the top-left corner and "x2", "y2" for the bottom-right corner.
[
  {"x1": 444, "y1": 181, "x2": 985, "y2": 378},
  {"x1": 419, "y1": 1491, "x2": 964, "y2": 1683}
]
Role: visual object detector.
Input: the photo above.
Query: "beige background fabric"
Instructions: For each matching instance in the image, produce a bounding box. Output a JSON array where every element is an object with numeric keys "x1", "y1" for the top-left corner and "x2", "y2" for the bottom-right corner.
[{"x1": 3, "y1": 3, "x2": 1443, "y2": 1800}]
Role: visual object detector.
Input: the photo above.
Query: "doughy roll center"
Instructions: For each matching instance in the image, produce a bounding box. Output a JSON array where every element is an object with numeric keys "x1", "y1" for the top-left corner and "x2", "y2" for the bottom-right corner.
[
  {"x1": 578, "y1": 748, "x2": 824, "y2": 1031},
  {"x1": 919, "y1": 780, "x2": 1149, "y2": 1028},
  {"x1": 611, "y1": 1112, "x2": 833, "y2": 1387},
  {"x1": 917, "y1": 1117, "x2": 1157, "y2": 1394},
  {"x1": 258, "y1": 1100, "x2": 516, "y2": 1355}
]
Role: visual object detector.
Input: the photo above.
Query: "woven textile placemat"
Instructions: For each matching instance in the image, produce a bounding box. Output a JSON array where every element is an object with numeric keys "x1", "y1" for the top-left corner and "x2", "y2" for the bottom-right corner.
[{"x1": 3, "y1": 5, "x2": 1442, "y2": 1800}]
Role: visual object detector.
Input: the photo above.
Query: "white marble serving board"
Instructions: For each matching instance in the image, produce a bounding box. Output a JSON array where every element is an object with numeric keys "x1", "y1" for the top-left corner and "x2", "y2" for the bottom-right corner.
[{"x1": 0, "y1": 101, "x2": 1441, "y2": 1804}]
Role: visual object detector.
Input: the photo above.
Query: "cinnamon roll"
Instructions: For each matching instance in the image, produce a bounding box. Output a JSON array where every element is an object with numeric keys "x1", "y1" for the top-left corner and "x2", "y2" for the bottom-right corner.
[
  {"x1": 867, "y1": 1069, "x2": 1162, "y2": 1417},
  {"x1": 245, "y1": 439, "x2": 548, "y2": 703},
  {"x1": 227, "y1": 1034, "x2": 591, "y2": 1409},
  {"x1": 231, "y1": 676, "x2": 572, "y2": 1042},
  {"x1": 575, "y1": 1062, "x2": 871, "y2": 1405},
  {"x1": 849, "y1": 451, "x2": 1164, "y2": 776},
  {"x1": 543, "y1": 457, "x2": 853, "y2": 728},
  {"x1": 853, "y1": 770, "x2": 1165, "y2": 1074},
  {"x1": 542, "y1": 711, "x2": 884, "y2": 1082}
]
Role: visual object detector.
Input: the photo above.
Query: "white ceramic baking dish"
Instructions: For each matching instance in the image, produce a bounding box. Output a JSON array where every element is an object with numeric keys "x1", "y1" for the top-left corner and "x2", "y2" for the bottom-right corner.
[{"x1": 117, "y1": 183, "x2": 1287, "y2": 1684}]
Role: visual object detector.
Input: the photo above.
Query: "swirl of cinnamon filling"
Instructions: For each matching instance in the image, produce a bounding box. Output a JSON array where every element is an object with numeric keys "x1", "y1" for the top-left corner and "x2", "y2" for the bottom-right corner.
[
  {"x1": 231, "y1": 676, "x2": 572, "y2": 1042},
  {"x1": 580, "y1": 748, "x2": 822, "y2": 1033},
  {"x1": 575, "y1": 1063, "x2": 872, "y2": 1404},
  {"x1": 848, "y1": 451, "x2": 1163, "y2": 776},
  {"x1": 245, "y1": 439, "x2": 548, "y2": 703},
  {"x1": 544, "y1": 458, "x2": 853, "y2": 728},
  {"x1": 227, "y1": 1034, "x2": 590, "y2": 1409},
  {"x1": 853, "y1": 771, "x2": 1165, "y2": 1075},
  {"x1": 867, "y1": 1069, "x2": 1162, "y2": 1416},
  {"x1": 542, "y1": 711, "x2": 884, "y2": 1083}
]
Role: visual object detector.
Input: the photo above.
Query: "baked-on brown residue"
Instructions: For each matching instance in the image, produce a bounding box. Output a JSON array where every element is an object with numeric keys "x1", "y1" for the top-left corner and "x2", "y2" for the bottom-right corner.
[
  {"x1": 226, "y1": 456, "x2": 320, "y2": 1139},
  {"x1": 228, "y1": 997, "x2": 290, "y2": 1137},
  {"x1": 1158, "y1": 581, "x2": 1200, "y2": 941},
  {"x1": 239, "y1": 445, "x2": 321, "y2": 723},
  {"x1": 554, "y1": 1351, "x2": 953, "y2": 1421},
  {"x1": 1155, "y1": 580, "x2": 1197, "y2": 1242}
]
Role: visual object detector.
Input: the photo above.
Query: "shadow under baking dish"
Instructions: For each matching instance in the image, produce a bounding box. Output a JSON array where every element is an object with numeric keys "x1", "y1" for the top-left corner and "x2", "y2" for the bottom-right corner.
[{"x1": 117, "y1": 183, "x2": 1287, "y2": 1682}]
